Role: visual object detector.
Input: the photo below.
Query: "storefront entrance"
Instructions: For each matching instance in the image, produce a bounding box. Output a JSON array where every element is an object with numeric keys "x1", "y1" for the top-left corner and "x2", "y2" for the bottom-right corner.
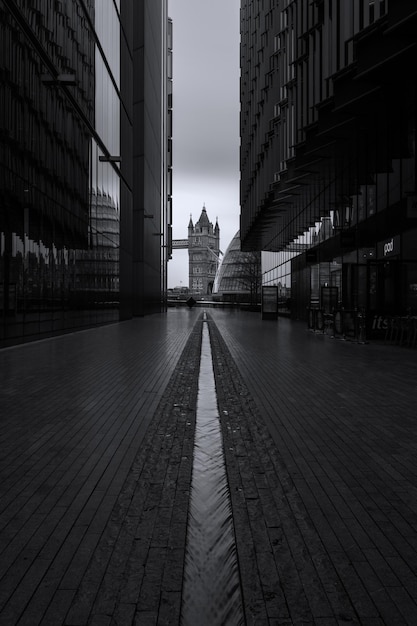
[
  {"x1": 369, "y1": 260, "x2": 401, "y2": 313},
  {"x1": 367, "y1": 260, "x2": 402, "y2": 339}
]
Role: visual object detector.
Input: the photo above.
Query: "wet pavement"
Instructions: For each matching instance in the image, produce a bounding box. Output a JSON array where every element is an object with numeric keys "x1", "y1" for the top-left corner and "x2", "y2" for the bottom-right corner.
[
  {"x1": 181, "y1": 315, "x2": 243, "y2": 626},
  {"x1": 1, "y1": 308, "x2": 417, "y2": 625}
]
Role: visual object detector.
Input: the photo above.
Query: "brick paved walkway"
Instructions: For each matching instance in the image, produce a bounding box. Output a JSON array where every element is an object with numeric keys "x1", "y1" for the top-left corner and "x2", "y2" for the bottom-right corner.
[
  {"x1": 209, "y1": 309, "x2": 417, "y2": 625},
  {"x1": 1, "y1": 308, "x2": 417, "y2": 624},
  {"x1": 0, "y1": 311, "x2": 200, "y2": 625}
]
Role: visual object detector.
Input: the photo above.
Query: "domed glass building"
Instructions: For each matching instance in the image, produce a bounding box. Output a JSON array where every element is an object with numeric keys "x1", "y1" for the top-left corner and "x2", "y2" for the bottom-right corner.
[{"x1": 212, "y1": 231, "x2": 261, "y2": 303}]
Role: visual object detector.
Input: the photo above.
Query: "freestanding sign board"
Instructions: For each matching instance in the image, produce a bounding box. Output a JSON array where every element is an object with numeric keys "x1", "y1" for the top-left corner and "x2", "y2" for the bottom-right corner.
[{"x1": 261, "y1": 286, "x2": 278, "y2": 320}]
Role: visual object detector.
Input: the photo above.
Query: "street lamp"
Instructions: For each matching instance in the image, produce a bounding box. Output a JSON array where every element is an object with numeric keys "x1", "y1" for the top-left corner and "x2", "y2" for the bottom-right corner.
[
  {"x1": 41, "y1": 73, "x2": 77, "y2": 86},
  {"x1": 99, "y1": 155, "x2": 122, "y2": 163}
]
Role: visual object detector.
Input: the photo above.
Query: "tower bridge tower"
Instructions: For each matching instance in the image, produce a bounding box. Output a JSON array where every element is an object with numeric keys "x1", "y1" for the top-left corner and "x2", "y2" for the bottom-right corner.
[
  {"x1": 171, "y1": 205, "x2": 221, "y2": 295},
  {"x1": 188, "y1": 206, "x2": 220, "y2": 295}
]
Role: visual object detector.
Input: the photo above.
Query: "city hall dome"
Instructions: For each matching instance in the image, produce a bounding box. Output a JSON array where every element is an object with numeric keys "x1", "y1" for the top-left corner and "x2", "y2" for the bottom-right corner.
[{"x1": 213, "y1": 231, "x2": 261, "y2": 303}]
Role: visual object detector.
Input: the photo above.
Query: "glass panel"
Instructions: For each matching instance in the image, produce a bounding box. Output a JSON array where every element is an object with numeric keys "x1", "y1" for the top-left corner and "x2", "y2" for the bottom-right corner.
[{"x1": 0, "y1": 0, "x2": 121, "y2": 344}]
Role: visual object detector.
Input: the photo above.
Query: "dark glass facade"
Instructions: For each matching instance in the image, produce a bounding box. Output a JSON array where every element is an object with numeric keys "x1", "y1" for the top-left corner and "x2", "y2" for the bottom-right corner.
[
  {"x1": 1, "y1": 0, "x2": 170, "y2": 346},
  {"x1": 132, "y1": 0, "x2": 171, "y2": 315},
  {"x1": 240, "y1": 1, "x2": 417, "y2": 339}
]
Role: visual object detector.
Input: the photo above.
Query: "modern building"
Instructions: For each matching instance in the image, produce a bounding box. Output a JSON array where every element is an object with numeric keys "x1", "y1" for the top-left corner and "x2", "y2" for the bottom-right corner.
[
  {"x1": 132, "y1": 2, "x2": 172, "y2": 315},
  {"x1": 188, "y1": 206, "x2": 220, "y2": 296},
  {"x1": 213, "y1": 231, "x2": 261, "y2": 304},
  {"x1": 240, "y1": 1, "x2": 417, "y2": 338},
  {"x1": 0, "y1": 0, "x2": 171, "y2": 346}
]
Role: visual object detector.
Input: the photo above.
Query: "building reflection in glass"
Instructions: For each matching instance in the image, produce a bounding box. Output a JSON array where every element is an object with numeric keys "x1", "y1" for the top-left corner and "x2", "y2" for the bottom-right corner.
[{"x1": 0, "y1": 0, "x2": 122, "y2": 343}]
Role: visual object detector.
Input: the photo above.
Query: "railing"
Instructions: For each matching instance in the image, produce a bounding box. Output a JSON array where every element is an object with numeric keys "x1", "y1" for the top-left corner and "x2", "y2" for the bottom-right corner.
[
  {"x1": 384, "y1": 316, "x2": 417, "y2": 348},
  {"x1": 307, "y1": 308, "x2": 367, "y2": 343}
]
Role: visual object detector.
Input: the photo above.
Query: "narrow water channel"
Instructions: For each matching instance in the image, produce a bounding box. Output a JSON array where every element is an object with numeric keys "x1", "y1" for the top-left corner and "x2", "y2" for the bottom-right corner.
[{"x1": 181, "y1": 314, "x2": 245, "y2": 626}]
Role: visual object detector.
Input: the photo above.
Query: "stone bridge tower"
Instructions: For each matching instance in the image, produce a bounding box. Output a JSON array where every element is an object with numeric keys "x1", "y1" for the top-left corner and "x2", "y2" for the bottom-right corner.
[{"x1": 187, "y1": 206, "x2": 220, "y2": 295}]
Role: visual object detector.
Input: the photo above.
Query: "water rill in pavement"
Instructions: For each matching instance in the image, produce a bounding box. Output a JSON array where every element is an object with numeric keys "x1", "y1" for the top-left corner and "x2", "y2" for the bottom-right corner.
[{"x1": 181, "y1": 313, "x2": 245, "y2": 626}]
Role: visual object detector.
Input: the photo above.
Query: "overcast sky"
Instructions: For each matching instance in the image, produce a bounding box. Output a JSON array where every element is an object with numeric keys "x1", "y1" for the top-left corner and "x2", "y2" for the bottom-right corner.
[{"x1": 167, "y1": 0, "x2": 241, "y2": 288}]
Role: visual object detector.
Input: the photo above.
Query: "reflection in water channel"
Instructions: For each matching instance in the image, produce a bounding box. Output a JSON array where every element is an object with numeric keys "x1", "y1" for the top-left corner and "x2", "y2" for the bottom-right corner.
[{"x1": 181, "y1": 314, "x2": 245, "y2": 625}]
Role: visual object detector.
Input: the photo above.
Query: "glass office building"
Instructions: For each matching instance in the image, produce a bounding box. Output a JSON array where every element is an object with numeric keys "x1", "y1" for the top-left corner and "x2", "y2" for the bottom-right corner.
[
  {"x1": 240, "y1": 1, "x2": 417, "y2": 339},
  {"x1": 0, "y1": 0, "x2": 170, "y2": 346},
  {"x1": 132, "y1": 1, "x2": 171, "y2": 316}
]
